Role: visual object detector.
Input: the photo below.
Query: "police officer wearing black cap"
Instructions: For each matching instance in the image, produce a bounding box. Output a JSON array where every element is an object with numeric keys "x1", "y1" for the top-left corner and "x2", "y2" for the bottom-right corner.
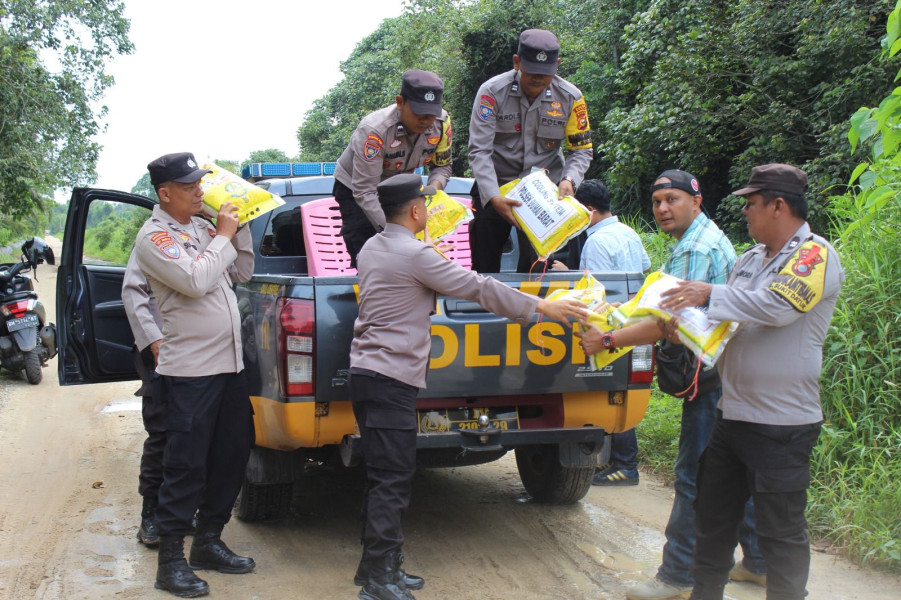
[
  {"x1": 334, "y1": 69, "x2": 453, "y2": 268},
  {"x1": 350, "y1": 173, "x2": 589, "y2": 600},
  {"x1": 135, "y1": 152, "x2": 256, "y2": 597},
  {"x1": 468, "y1": 29, "x2": 594, "y2": 273}
]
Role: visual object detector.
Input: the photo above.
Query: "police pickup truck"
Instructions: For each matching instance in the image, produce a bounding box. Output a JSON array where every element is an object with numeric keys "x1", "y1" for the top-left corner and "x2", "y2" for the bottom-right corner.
[{"x1": 56, "y1": 161, "x2": 653, "y2": 521}]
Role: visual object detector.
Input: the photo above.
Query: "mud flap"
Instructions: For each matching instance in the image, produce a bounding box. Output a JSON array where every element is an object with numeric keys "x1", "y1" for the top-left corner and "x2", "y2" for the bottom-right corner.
[
  {"x1": 13, "y1": 328, "x2": 37, "y2": 352},
  {"x1": 557, "y1": 440, "x2": 603, "y2": 468}
]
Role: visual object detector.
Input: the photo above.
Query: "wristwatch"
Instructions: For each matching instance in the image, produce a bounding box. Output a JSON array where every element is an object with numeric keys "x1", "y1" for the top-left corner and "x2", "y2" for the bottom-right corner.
[
  {"x1": 560, "y1": 176, "x2": 574, "y2": 187},
  {"x1": 601, "y1": 332, "x2": 616, "y2": 352}
]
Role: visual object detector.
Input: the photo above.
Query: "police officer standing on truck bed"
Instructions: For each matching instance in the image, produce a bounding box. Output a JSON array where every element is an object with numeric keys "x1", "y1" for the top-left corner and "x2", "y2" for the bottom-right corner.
[
  {"x1": 468, "y1": 28, "x2": 593, "y2": 273},
  {"x1": 135, "y1": 152, "x2": 256, "y2": 598},
  {"x1": 122, "y1": 252, "x2": 165, "y2": 547},
  {"x1": 333, "y1": 69, "x2": 453, "y2": 268},
  {"x1": 350, "y1": 173, "x2": 589, "y2": 600}
]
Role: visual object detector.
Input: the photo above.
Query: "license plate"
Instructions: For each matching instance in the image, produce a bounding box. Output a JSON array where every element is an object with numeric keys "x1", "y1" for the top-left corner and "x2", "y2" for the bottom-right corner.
[
  {"x1": 7, "y1": 314, "x2": 39, "y2": 332},
  {"x1": 418, "y1": 407, "x2": 519, "y2": 433}
]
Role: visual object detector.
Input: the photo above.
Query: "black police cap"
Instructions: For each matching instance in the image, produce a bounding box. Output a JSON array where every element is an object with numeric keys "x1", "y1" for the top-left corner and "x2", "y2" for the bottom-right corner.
[
  {"x1": 401, "y1": 70, "x2": 444, "y2": 117},
  {"x1": 517, "y1": 29, "x2": 560, "y2": 75},
  {"x1": 147, "y1": 152, "x2": 212, "y2": 187},
  {"x1": 377, "y1": 173, "x2": 436, "y2": 207}
]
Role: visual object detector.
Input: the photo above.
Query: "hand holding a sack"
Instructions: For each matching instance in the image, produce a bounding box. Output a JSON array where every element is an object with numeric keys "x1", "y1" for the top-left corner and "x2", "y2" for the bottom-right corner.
[
  {"x1": 659, "y1": 280, "x2": 714, "y2": 312},
  {"x1": 489, "y1": 195, "x2": 522, "y2": 228},
  {"x1": 557, "y1": 178, "x2": 575, "y2": 198},
  {"x1": 536, "y1": 298, "x2": 590, "y2": 323},
  {"x1": 215, "y1": 202, "x2": 240, "y2": 239}
]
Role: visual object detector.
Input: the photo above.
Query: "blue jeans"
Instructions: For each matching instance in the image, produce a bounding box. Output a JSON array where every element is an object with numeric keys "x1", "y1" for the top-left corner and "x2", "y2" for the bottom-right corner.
[
  {"x1": 657, "y1": 391, "x2": 765, "y2": 586},
  {"x1": 609, "y1": 429, "x2": 639, "y2": 477}
]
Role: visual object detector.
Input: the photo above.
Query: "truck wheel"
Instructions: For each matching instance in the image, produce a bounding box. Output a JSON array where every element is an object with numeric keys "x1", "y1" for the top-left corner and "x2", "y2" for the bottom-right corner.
[
  {"x1": 233, "y1": 479, "x2": 292, "y2": 522},
  {"x1": 24, "y1": 348, "x2": 42, "y2": 385},
  {"x1": 514, "y1": 444, "x2": 593, "y2": 505}
]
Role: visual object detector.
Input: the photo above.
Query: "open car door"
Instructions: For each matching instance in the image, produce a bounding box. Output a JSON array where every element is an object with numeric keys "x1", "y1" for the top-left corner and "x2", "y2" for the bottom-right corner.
[{"x1": 57, "y1": 188, "x2": 156, "y2": 384}]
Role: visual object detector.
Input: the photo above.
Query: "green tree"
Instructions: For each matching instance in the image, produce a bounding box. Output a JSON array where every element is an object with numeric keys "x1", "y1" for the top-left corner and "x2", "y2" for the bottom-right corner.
[
  {"x1": 598, "y1": 0, "x2": 894, "y2": 238},
  {"x1": 130, "y1": 173, "x2": 158, "y2": 200},
  {"x1": 0, "y1": 1, "x2": 133, "y2": 216},
  {"x1": 297, "y1": 17, "x2": 411, "y2": 161}
]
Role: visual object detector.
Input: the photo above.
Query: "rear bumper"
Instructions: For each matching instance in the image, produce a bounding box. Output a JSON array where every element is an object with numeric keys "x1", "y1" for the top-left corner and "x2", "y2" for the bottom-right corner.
[
  {"x1": 420, "y1": 425, "x2": 606, "y2": 452},
  {"x1": 344, "y1": 425, "x2": 605, "y2": 456}
]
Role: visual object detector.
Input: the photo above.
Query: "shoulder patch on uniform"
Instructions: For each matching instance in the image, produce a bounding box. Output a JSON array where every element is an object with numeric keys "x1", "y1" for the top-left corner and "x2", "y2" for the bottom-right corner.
[
  {"x1": 565, "y1": 96, "x2": 592, "y2": 149},
  {"x1": 363, "y1": 133, "x2": 383, "y2": 161},
  {"x1": 149, "y1": 231, "x2": 181, "y2": 260},
  {"x1": 478, "y1": 95, "x2": 496, "y2": 121},
  {"x1": 768, "y1": 241, "x2": 827, "y2": 312}
]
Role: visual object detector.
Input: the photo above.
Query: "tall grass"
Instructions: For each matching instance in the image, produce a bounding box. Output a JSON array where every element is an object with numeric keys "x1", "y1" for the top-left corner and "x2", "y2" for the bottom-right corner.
[{"x1": 809, "y1": 199, "x2": 901, "y2": 570}]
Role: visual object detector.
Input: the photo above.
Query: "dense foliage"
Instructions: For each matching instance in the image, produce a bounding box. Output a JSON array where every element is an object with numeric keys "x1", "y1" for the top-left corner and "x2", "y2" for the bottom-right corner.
[
  {"x1": 297, "y1": 0, "x2": 894, "y2": 240},
  {"x1": 0, "y1": 1, "x2": 133, "y2": 217}
]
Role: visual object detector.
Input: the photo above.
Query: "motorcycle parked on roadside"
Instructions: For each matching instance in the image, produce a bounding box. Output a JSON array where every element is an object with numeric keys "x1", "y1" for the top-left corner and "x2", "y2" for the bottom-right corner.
[{"x1": 0, "y1": 237, "x2": 58, "y2": 384}]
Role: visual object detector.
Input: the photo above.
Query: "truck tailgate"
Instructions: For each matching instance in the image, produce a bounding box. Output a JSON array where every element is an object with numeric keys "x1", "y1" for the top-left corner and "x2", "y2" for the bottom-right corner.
[{"x1": 304, "y1": 271, "x2": 645, "y2": 402}]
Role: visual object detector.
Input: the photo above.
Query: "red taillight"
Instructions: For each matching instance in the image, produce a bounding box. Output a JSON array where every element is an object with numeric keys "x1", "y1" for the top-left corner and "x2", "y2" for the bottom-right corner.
[
  {"x1": 628, "y1": 344, "x2": 656, "y2": 385},
  {"x1": 276, "y1": 298, "x2": 314, "y2": 396},
  {"x1": 3, "y1": 299, "x2": 35, "y2": 317}
]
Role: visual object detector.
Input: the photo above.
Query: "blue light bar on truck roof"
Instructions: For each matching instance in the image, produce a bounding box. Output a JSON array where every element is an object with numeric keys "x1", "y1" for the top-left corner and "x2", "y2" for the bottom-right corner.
[
  {"x1": 241, "y1": 162, "x2": 340, "y2": 181},
  {"x1": 241, "y1": 161, "x2": 424, "y2": 181}
]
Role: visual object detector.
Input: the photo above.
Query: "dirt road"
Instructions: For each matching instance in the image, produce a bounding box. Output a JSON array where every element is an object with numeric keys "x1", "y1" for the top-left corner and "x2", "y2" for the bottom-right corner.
[{"x1": 0, "y1": 239, "x2": 898, "y2": 599}]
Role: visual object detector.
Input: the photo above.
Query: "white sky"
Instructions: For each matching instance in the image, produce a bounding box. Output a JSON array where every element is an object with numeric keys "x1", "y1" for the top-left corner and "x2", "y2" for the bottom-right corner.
[{"x1": 91, "y1": 0, "x2": 407, "y2": 193}]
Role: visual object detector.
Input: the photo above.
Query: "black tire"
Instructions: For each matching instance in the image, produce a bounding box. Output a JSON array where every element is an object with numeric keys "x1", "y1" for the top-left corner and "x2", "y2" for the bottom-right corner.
[
  {"x1": 24, "y1": 348, "x2": 42, "y2": 385},
  {"x1": 233, "y1": 479, "x2": 292, "y2": 522},
  {"x1": 514, "y1": 444, "x2": 593, "y2": 504}
]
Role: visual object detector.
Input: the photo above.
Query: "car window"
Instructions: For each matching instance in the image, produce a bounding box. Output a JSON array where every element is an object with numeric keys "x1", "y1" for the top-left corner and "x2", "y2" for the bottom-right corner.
[
  {"x1": 260, "y1": 205, "x2": 304, "y2": 257},
  {"x1": 82, "y1": 200, "x2": 152, "y2": 266}
]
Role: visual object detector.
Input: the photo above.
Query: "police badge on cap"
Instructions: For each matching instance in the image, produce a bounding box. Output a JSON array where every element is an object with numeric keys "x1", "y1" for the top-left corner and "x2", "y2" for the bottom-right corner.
[
  {"x1": 400, "y1": 70, "x2": 444, "y2": 117},
  {"x1": 377, "y1": 173, "x2": 436, "y2": 207},
  {"x1": 517, "y1": 29, "x2": 560, "y2": 75},
  {"x1": 147, "y1": 152, "x2": 212, "y2": 187}
]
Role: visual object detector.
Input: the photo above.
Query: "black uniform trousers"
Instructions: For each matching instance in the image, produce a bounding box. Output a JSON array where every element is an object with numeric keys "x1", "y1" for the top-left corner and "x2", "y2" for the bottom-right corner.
[
  {"x1": 691, "y1": 417, "x2": 822, "y2": 600},
  {"x1": 468, "y1": 180, "x2": 538, "y2": 274},
  {"x1": 133, "y1": 345, "x2": 166, "y2": 499},
  {"x1": 350, "y1": 370, "x2": 418, "y2": 560},
  {"x1": 155, "y1": 371, "x2": 254, "y2": 536},
  {"x1": 334, "y1": 180, "x2": 378, "y2": 269}
]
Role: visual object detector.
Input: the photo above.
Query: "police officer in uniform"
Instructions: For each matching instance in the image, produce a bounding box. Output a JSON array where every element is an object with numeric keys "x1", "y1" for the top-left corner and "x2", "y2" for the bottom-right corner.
[
  {"x1": 334, "y1": 69, "x2": 453, "y2": 267},
  {"x1": 660, "y1": 165, "x2": 844, "y2": 600},
  {"x1": 350, "y1": 173, "x2": 588, "y2": 600},
  {"x1": 468, "y1": 28, "x2": 593, "y2": 273},
  {"x1": 122, "y1": 252, "x2": 165, "y2": 547},
  {"x1": 135, "y1": 152, "x2": 256, "y2": 597}
]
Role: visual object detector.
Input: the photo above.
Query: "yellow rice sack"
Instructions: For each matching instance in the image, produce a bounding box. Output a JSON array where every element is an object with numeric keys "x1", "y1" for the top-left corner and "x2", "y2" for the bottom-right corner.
[
  {"x1": 545, "y1": 272, "x2": 634, "y2": 370},
  {"x1": 415, "y1": 190, "x2": 473, "y2": 242},
  {"x1": 200, "y1": 162, "x2": 285, "y2": 225},
  {"x1": 611, "y1": 271, "x2": 737, "y2": 366},
  {"x1": 499, "y1": 171, "x2": 590, "y2": 259}
]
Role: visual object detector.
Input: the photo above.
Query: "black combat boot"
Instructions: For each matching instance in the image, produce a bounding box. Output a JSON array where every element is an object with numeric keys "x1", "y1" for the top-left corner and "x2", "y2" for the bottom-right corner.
[
  {"x1": 355, "y1": 551, "x2": 424, "y2": 590},
  {"x1": 688, "y1": 582, "x2": 726, "y2": 600},
  {"x1": 188, "y1": 522, "x2": 255, "y2": 574},
  {"x1": 359, "y1": 550, "x2": 415, "y2": 600},
  {"x1": 155, "y1": 535, "x2": 209, "y2": 598},
  {"x1": 137, "y1": 496, "x2": 160, "y2": 547}
]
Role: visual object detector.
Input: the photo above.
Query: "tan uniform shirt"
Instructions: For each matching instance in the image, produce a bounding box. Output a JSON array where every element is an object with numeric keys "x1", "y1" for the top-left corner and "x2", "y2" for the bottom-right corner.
[
  {"x1": 468, "y1": 70, "x2": 593, "y2": 202},
  {"x1": 709, "y1": 223, "x2": 844, "y2": 425},
  {"x1": 351, "y1": 224, "x2": 539, "y2": 388},
  {"x1": 135, "y1": 206, "x2": 254, "y2": 377},
  {"x1": 122, "y1": 249, "x2": 163, "y2": 352},
  {"x1": 334, "y1": 105, "x2": 453, "y2": 231}
]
